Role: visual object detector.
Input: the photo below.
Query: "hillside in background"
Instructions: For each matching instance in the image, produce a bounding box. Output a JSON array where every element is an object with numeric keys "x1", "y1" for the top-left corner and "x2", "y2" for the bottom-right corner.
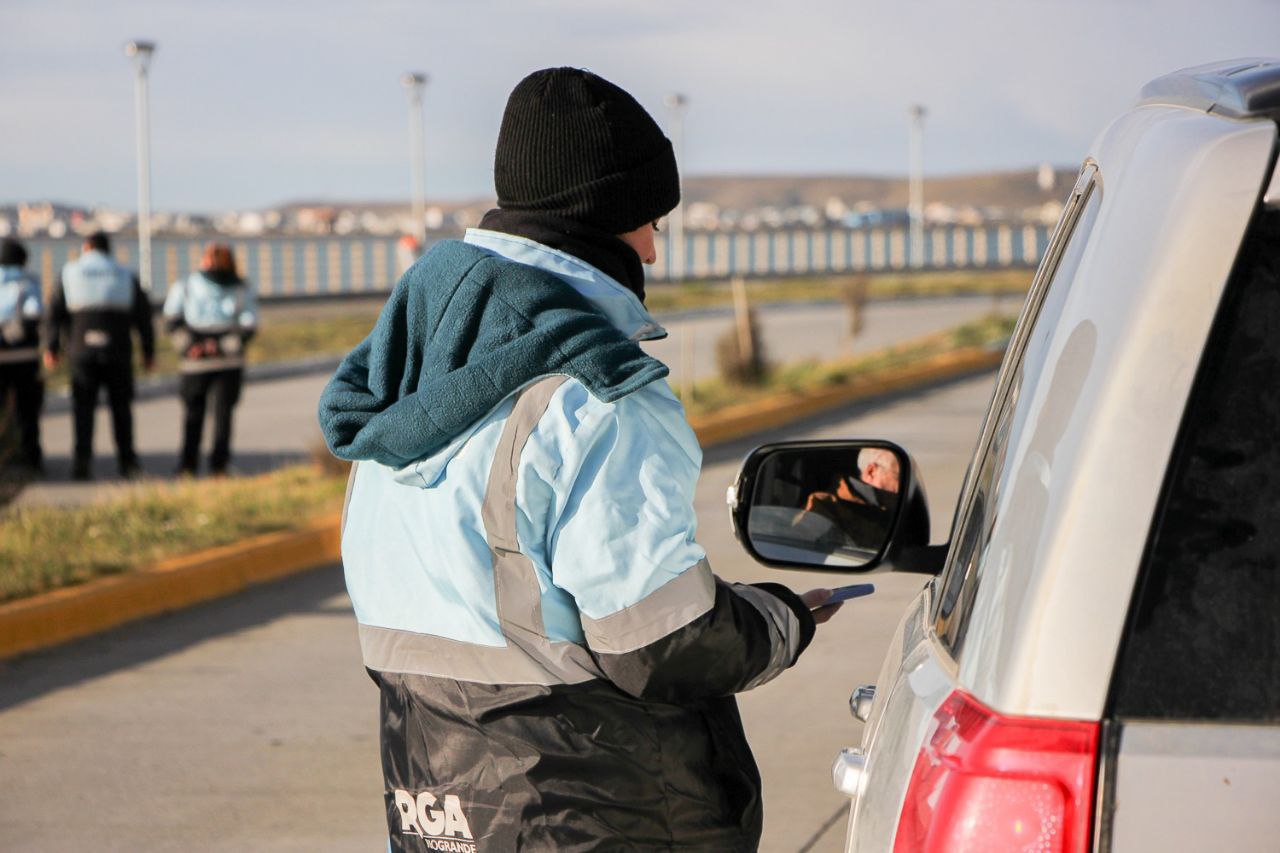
[{"x1": 278, "y1": 166, "x2": 1077, "y2": 216}]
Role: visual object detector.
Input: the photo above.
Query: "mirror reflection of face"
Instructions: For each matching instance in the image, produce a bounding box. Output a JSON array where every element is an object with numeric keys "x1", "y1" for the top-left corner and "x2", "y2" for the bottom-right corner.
[
  {"x1": 745, "y1": 444, "x2": 903, "y2": 569},
  {"x1": 858, "y1": 448, "x2": 900, "y2": 494}
]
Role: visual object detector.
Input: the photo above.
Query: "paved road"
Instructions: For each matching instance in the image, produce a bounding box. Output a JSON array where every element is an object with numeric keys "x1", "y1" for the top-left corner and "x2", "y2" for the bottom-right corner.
[
  {"x1": 16, "y1": 296, "x2": 1006, "y2": 508},
  {"x1": 0, "y1": 371, "x2": 995, "y2": 852}
]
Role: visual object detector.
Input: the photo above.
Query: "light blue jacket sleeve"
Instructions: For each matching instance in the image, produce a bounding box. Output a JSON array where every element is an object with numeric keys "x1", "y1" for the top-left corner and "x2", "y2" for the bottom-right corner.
[{"x1": 533, "y1": 380, "x2": 707, "y2": 621}]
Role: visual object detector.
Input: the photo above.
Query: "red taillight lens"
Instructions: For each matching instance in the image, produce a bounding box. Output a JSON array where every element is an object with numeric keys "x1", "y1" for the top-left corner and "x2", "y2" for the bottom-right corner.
[{"x1": 893, "y1": 690, "x2": 1099, "y2": 853}]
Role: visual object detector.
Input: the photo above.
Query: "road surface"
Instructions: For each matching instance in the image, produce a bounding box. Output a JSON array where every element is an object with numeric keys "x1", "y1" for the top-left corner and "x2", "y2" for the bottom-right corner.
[
  {"x1": 15, "y1": 296, "x2": 1006, "y2": 508},
  {"x1": 0, "y1": 371, "x2": 995, "y2": 852}
]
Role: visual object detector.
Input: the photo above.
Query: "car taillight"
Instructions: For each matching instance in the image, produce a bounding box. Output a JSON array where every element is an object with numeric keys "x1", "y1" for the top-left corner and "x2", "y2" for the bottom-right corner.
[{"x1": 893, "y1": 689, "x2": 1099, "y2": 853}]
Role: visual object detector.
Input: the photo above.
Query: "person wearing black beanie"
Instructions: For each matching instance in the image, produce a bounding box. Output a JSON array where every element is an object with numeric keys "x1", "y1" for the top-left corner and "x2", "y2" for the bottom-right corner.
[
  {"x1": 481, "y1": 65, "x2": 681, "y2": 302},
  {"x1": 328, "y1": 67, "x2": 834, "y2": 853}
]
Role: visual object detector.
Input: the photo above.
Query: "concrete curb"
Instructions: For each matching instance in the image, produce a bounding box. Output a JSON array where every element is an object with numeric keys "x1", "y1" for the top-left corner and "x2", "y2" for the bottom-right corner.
[
  {"x1": 0, "y1": 512, "x2": 341, "y2": 660},
  {"x1": 0, "y1": 347, "x2": 1002, "y2": 660}
]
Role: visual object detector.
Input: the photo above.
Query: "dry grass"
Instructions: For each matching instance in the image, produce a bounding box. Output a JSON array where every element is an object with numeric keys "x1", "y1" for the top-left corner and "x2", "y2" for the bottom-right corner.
[
  {"x1": 678, "y1": 312, "x2": 1015, "y2": 418},
  {"x1": 0, "y1": 464, "x2": 347, "y2": 602},
  {"x1": 646, "y1": 268, "x2": 1031, "y2": 314},
  {"x1": 42, "y1": 269, "x2": 1029, "y2": 390}
]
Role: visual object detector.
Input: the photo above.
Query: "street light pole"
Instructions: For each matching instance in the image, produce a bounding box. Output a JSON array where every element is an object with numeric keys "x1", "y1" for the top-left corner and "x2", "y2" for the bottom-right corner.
[
  {"x1": 664, "y1": 93, "x2": 688, "y2": 282},
  {"x1": 401, "y1": 72, "x2": 428, "y2": 245},
  {"x1": 908, "y1": 104, "x2": 926, "y2": 269},
  {"x1": 125, "y1": 40, "x2": 156, "y2": 295}
]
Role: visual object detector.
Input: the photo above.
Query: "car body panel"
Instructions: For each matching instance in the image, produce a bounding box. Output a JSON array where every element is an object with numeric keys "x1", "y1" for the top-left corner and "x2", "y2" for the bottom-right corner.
[
  {"x1": 1107, "y1": 723, "x2": 1280, "y2": 851},
  {"x1": 838, "y1": 104, "x2": 1277, "y2": 851},
  {"x1": 846, "y1": 583, "x2": 956, "y2": 852},
  {"x1": 954, "y1": 108, "x2": 1276, "y2": 719}
]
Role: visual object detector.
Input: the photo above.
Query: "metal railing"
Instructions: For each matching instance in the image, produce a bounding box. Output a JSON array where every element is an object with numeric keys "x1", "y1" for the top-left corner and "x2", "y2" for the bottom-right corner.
[{"x1": 23, "y1": 222, "x2": 1049, "y2": 301}]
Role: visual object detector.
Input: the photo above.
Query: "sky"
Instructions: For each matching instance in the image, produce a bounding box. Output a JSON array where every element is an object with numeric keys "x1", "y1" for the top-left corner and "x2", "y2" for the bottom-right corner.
[{"x1": 3, "y1": 0, "x2": 1278, "y2": 212}]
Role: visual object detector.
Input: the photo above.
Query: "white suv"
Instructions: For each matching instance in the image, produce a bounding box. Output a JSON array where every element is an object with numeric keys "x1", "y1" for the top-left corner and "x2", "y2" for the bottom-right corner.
[{"x1": 730, "y1": 59, "x2": 1280, "y2": 852}]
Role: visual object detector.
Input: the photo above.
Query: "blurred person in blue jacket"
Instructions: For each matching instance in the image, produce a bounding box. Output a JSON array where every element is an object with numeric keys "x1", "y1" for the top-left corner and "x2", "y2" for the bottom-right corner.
[
  {"x1": 45, "y1": 232, "x2": 154, "y2": 481},
  {"x1": 163, "y1": 242, "x2": 258, "y2": 476},
  {"x1": 319, "y1": 67, "x2": 840, "y2": 852},
  {"x1": 0, "y1": 237, "x2": 45, "y2": 472}
]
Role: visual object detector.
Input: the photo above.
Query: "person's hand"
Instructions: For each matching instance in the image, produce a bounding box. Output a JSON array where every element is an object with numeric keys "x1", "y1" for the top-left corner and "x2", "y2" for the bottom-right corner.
[
  {"x1": 804, "y1": 491, "x2": 836, "y2": 512},
  {"x1": 801, "y1": 588, "x2": 842, "y2": 625},
  {"x1": 42, "y1": 351, "x2": 59, "y2": 370}
]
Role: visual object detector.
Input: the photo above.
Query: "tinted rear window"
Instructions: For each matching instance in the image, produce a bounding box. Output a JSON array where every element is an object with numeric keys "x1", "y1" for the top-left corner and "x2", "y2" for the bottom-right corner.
[{"x1": 1111, "y1": 207, "x2": 1280, "y2": 722}]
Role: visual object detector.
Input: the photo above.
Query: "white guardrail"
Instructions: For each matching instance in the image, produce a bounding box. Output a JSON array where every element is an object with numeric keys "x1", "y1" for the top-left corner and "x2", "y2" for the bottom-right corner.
[{"x1": 25, "y1": 222, "x2": 1048, "y2": 301}]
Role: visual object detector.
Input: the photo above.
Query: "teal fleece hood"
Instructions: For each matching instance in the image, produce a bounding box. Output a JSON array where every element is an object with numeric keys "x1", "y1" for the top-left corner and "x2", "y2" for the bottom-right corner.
[{"x1": 318, "y1": 240, "x2": 668, "y2": 468}]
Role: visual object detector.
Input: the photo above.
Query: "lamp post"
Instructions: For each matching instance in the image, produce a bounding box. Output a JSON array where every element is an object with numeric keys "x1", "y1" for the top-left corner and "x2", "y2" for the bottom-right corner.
[
  {"x1": 664, "y1": 93, "x2": 688, "y2": 281},
  {"x1": 907, "y1": 104, "x2": 926, "y2": 269},
  {"x1": 401, "y1": 72, "x2": 428, "y2": 245},
  {"x1": 125, "y1": 40, "x2": 156, "y2": 295}
]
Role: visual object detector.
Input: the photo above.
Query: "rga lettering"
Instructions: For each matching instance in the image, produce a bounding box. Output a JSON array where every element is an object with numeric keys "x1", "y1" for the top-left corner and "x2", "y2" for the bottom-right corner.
[{"x1": 393, "y1": 788, "x2": 475, "y2": 849}]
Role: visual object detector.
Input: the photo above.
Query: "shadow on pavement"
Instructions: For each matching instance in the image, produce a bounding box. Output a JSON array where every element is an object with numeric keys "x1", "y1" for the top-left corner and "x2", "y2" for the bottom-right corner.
[
  {"x1": 0, "y1": 563, "x2": 351, "y2": 713},
  {"x1": 31, "y1": 449, "x2": 310, "y2": 484}
]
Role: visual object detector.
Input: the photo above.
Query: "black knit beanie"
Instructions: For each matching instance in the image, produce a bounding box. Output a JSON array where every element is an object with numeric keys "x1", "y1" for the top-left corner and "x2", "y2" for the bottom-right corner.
[{"x1": 494, "y1": 67, "x2": 680, "y2": 235}]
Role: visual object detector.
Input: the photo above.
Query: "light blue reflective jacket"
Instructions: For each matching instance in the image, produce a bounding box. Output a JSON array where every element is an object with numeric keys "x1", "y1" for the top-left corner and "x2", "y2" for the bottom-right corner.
[
  {"x1": 0, "y1": 267, "x2": 42, "y2": 325},
  {"x1": 341, "y1": 229, "x2": 707, "y2": 647},
  {"x1": 61, "y1": 250, "x2": 133, "y2": 311},
  {"x1": 162, "y1": 271, "x2": 258, "y2": 332}
]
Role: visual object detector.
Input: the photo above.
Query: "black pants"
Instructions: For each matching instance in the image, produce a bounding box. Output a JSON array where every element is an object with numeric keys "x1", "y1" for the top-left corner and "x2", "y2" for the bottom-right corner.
[
  {"x1": 71, "y1": 358, "x2": 137, "y2": 473},
  {"x1": 0, "y1": 360, "x2": 44, "y2": 469},
  {"x1": 179, "y1": 368, "x2": 243, "y2": 474}
]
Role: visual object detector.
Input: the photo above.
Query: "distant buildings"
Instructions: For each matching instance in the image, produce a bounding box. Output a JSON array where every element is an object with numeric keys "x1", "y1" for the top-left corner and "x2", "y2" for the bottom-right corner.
[{"x1": 0, "y1": 166, "x2": 1069, "y2": 241}]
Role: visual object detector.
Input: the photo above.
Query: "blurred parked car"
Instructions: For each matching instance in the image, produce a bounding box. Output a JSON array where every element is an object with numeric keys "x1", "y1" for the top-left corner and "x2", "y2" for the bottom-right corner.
[{"x1": 729, "y1": 58, "x2": 1280, "y2": 852}]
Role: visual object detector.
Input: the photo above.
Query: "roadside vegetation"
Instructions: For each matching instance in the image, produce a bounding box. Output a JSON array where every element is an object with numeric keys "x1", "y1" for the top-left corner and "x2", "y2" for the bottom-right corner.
[
  {"x1": 40, "y1": 268, "x2": 1029, "y2": 391},
  {"x1": 645, "y1": 267, "x2": 1031, "y2": 315},
  {"x1": 678, "y1": 312, "x2": 1015, "y2": 419},
  {"x1": 2, "y1": 307, "x2": 1016, "y2": 603},
  {"x1": 0, "y1": 465, "x2": 347, "y2": 602}
]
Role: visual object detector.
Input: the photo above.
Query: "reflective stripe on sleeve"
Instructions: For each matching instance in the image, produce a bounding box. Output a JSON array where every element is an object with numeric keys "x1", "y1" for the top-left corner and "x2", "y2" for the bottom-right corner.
[
  {"x1": 729, "y1": 584, "x2": 802, "y2": 690},
  {"x1": 579, "y1": 558, "x2": 716, "y2": 654}
]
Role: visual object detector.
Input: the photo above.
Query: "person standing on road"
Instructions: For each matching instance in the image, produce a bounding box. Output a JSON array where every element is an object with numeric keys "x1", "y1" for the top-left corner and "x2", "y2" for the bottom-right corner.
[
  {"x1": 0, "y1": 237, "x2": 45, "y2": 472},
  {"x1": 45, "y1": 231, "x2": 154, "y2": 481},
  {"x1": 320, "y1": 67, "x2": 840, "y2": 852},
  {"x1": 163, "y1": 242, "x2": 258, "y2": 476}
]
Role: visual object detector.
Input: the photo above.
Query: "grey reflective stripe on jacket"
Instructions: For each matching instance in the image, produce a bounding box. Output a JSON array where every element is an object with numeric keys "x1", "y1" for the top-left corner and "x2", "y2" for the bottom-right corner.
[
  {"x1": 357, "y1": 376, "x2": 610, "y2": 686},
  {"x1": 731, "y1": 583, "x2": 805, "y2": 690}
]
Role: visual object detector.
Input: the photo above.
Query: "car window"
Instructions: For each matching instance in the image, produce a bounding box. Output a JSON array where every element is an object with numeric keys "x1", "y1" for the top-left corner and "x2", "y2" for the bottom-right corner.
[
  {"x1": 933, "y1": 166, "x2": 1102, "y2": 658},
  {"x1": 1110, "y1": 206, "x2": 1280, "y2": 722}
]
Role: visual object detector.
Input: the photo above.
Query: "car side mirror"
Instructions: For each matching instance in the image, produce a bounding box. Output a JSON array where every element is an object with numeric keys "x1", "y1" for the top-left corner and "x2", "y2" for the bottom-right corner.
[{"x1": 727, "y1": 439, "x2": 936, "y2": 573}]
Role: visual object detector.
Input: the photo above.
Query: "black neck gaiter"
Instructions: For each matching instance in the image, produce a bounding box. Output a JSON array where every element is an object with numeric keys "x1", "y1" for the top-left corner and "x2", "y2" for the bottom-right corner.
[{"x1": 478, "y1": 208, "x2": 647, "y2": 303}]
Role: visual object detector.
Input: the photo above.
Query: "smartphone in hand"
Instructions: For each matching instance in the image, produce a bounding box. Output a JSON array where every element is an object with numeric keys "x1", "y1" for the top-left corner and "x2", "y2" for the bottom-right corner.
[{"x1": 826, "y1": 583, "x2": 875, "y2": 604}]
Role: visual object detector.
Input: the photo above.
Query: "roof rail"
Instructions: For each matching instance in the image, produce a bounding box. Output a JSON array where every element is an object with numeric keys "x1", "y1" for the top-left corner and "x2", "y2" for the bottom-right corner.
[{"x1": 1139, "y1": 58, "x2": 1280, "y2": 121}]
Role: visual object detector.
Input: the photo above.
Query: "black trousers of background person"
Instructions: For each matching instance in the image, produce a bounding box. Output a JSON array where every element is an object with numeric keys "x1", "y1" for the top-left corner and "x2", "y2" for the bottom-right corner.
[
  {"x1": 70, "y1": 357, "x2": 138, "y2": 474},
  {"x1": 0, "y1": 360, "x2": 44, "y2": 469},
  {"x1": 179, "y1": 367, "x2": 243, "y2": 474}
]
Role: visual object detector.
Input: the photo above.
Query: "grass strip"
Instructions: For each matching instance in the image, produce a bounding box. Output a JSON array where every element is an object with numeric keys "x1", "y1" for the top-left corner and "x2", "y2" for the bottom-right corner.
[
  {"x1": 41, "y1": 268, "x2": 1029, "y2": 391},
  {"x1": 0, "y1": 465, "x2": 347, "y2": 602},
  {"x1": 645, "y1": 267, "x2": 1031, "y2": 315},
  {"x1": 677, "y1": 312, "x2": 1015, "y2": 418}
]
